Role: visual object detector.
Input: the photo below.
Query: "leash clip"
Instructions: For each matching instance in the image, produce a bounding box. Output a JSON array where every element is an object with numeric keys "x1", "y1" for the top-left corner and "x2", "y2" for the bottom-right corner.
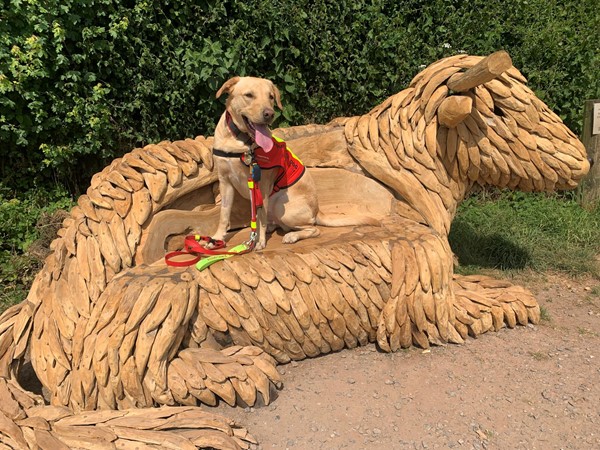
[
  {"x1": 243, "y1": 147, "x2": 255, "y2": 166},
  {"x1": 244, "y1": 231, "x2": 258, "y2": 250}
]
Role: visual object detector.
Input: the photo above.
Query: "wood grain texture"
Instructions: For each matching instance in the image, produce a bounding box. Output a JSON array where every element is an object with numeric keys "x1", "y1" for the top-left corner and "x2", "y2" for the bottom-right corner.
[{"x1": 0, "y1": 51, "x2": 590, "y2": 449}]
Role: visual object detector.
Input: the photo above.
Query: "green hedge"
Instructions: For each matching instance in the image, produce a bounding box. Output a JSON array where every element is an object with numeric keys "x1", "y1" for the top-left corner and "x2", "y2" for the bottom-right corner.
[{"x1": 1, "y1": 0, "x2": 599, "y2": 194}]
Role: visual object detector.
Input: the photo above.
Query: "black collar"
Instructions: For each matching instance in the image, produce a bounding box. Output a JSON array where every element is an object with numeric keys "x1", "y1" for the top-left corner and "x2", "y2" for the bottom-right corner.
[
  {"x1": 213, "y1": 148, "x2": 243, "y2": 158},
  {"x1": 225, "y1": 111, "x2": 254, "y2": 146},
  {"x1": 213, "y1": 111, "x2": 257, "y2": 160}
]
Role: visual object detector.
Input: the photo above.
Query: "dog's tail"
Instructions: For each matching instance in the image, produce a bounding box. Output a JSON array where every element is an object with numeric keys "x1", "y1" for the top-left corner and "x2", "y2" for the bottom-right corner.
[{"x1": 315, "y1": 211, "x2": 380, "y2": 228}]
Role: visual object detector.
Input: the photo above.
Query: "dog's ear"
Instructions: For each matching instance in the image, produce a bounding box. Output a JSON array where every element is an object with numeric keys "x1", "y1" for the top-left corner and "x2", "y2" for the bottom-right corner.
[
  {"x1": 216, "y1": 76, "x2": 240, "y2": 98},
  {"x1": 272, "y1": 83, "x2": 283, "y2": 109},
  {"x1": 273, "y1": 84, "x2": 283, "y2": 109}
]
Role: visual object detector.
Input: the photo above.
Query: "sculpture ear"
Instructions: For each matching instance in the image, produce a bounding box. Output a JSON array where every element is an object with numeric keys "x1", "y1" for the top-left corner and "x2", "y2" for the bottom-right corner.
[
  {"x1": 272, "y1": 83, "x2": 283, "y2": 110},
  {"x1": 216, "y1": 76, "x2": 240, "y2": 98}
]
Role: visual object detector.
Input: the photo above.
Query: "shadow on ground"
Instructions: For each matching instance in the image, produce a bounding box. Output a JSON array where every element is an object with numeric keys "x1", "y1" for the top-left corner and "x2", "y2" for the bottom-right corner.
[{"x1": 449, "y1": 220, "x2": 531, "y2": 270}]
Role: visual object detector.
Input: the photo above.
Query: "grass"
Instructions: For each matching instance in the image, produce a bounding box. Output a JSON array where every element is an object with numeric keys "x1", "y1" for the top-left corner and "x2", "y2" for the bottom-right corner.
[
  {"x1": 539, "y1": 305, "x2": 552, "y2": 322},
  {"x1": 577, "y1": 326, "x2": 598, "y2": 337},
  {"x1": 529, "y1": 351, "x2": 550, "y2": 361},
  {"x1": 449, "y1": 191, "x2": 600, "y2": 277}
]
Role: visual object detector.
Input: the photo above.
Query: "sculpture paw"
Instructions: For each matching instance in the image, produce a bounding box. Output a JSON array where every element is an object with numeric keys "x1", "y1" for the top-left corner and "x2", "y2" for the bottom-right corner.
[
  {"x1": 168, "y1": 346, "x2": 282, "y2": 408},
  {"x1": 376, "y1": 294, "x2": 412, "y2": 352},
  {"x1": 451, "y1": 274, "x2": 540, "y2": 340}
]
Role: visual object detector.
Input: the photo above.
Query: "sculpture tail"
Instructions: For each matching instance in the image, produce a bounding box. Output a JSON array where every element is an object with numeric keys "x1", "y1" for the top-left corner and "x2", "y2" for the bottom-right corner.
[{"x1": 316, "y1": 211, "x2": 380, "y2": 227}]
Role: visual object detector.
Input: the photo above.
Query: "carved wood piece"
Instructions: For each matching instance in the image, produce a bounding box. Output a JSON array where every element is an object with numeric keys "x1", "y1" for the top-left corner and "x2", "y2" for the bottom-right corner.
[
  {"x1": 447, "y1": 50, "x2": 513, "y2": 92},
  {"x1": 437, "y1": 95, "x2": 474, "y2": 128}
]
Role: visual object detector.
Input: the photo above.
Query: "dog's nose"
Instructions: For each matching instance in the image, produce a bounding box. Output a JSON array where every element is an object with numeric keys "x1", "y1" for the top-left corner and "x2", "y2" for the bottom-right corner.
[
  {"x1": 589, "y1": 156, "x2": 595, "y2": 168},
  {"x1": 263, "y1": 108, "x2": 274, "y2": 121}
]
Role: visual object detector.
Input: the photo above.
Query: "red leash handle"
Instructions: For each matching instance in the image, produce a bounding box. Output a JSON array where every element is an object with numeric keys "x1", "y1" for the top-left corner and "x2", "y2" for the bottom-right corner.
[
  {"x1": 165, "y1": 234, "x2": 253, "y2": 267},
  {"x1": 184, "y1": 235, "x2": 226, "y2": 252},
  {"x1": 165, "y1": 235, "x2": 226, "y2": 267},
  {"x1": 164, "y1": 251, "x2": 201, "y2": 267}
]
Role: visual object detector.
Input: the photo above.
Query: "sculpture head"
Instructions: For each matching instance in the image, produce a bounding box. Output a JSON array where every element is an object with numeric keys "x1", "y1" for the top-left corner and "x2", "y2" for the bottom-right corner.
[
  {"x1": 346, "y1": 52, "x2": 590, "y2": 234},
  {"x1": 418, "y1": 54, "x2": 591, "y2": 193}
]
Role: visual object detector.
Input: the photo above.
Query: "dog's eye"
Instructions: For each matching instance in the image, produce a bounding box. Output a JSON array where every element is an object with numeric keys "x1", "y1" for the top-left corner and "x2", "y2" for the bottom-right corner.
[
  {"x1": 269, "y1": 93, "x2": 274, "y2": 100},
  {"x1": 244, "y1": 92, "x2": 254, "y2": 99}
]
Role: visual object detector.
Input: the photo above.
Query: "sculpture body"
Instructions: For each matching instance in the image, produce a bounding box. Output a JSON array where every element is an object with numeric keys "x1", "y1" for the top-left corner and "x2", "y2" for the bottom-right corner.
[{"x1": 0, "y1": 52, "x2": 590, "y2": 449}]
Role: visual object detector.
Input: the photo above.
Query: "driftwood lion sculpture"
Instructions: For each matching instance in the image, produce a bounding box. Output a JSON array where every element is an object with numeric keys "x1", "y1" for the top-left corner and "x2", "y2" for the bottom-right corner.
[{"x1": 0, "y1": 52, "x2": 590, "y2": 449}]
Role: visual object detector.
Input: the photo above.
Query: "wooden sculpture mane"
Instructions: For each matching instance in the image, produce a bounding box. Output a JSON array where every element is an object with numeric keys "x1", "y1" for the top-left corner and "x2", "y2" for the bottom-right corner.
[{"x1": 0, "y1": 52, "x2": 590, "y2": 449}]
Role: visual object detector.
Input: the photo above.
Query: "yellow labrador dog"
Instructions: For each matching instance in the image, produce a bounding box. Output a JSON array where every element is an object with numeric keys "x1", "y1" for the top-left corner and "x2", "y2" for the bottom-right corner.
[{"x1": 212, "y1": 76, "x2": 376, "y2": 250}]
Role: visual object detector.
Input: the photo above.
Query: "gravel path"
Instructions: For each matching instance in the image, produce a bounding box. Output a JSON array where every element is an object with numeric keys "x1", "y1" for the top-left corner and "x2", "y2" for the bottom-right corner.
[{"x1": 213, "y1": 272, "x2": 600, "y2": 449}]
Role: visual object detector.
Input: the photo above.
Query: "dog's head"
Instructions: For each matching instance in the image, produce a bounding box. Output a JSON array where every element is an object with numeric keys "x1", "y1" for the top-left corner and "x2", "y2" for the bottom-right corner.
[{"x1": 217, "y1": 76, "x2": 283, "y2": 151}]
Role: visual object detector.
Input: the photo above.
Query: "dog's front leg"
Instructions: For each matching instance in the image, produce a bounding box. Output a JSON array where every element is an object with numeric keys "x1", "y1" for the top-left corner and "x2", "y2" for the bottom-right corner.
[
  {"x1": 255, "y1": 176, "x2": 275, "y2": 251},
  {"x1": 255, "y1": 194, "x2": 268, "y2": 250},
  {"x1": 212, "y1": 180, "x2": 235, "y2": 242}
]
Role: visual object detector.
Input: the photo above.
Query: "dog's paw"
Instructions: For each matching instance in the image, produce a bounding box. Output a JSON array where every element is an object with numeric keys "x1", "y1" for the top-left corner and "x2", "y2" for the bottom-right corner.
[
  {"x1": 281, "y1": 233, "x2": 299, "y2": 244},
  {"x1": 255, "y1": 240, "x2": 267, "y2": 251}
]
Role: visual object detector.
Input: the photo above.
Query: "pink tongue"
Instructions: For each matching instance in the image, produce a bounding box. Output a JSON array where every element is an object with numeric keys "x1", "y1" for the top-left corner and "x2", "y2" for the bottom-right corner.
[{"x1": 253, "y1": 124, "x2": 273, "y2": 152}]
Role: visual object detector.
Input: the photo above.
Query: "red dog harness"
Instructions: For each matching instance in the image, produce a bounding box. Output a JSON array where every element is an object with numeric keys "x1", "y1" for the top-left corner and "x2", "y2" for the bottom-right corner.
[{"x1": 241, "y1": 137, "x2": 305, "y2": 193}]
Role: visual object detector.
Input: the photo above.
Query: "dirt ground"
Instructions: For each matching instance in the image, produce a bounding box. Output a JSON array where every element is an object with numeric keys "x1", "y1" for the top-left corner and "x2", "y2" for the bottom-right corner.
[{"x1": 213, "y1": 271, "x2": 600, "y2": 450}]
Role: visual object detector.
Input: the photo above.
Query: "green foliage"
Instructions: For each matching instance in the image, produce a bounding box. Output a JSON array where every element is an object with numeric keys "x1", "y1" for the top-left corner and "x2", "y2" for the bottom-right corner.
[
  {"x1": 0, "y1": 185, "x2": 73, "y2": 312},
  {"x1": 0, "y1": 252, "x2": 39, "y2": 311},
  {"x1": 0, "y1": 185, "x2": 72, "y2": 253},
  {"x1": 1, "y1": 0, "x2": 598, "y2": 194},
  {"x1": 427, "y1": 0, "x2": 600, "y2": 128},
  {"x1": 450, "y1": 191, "x2": 600, "y2": 277}
]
